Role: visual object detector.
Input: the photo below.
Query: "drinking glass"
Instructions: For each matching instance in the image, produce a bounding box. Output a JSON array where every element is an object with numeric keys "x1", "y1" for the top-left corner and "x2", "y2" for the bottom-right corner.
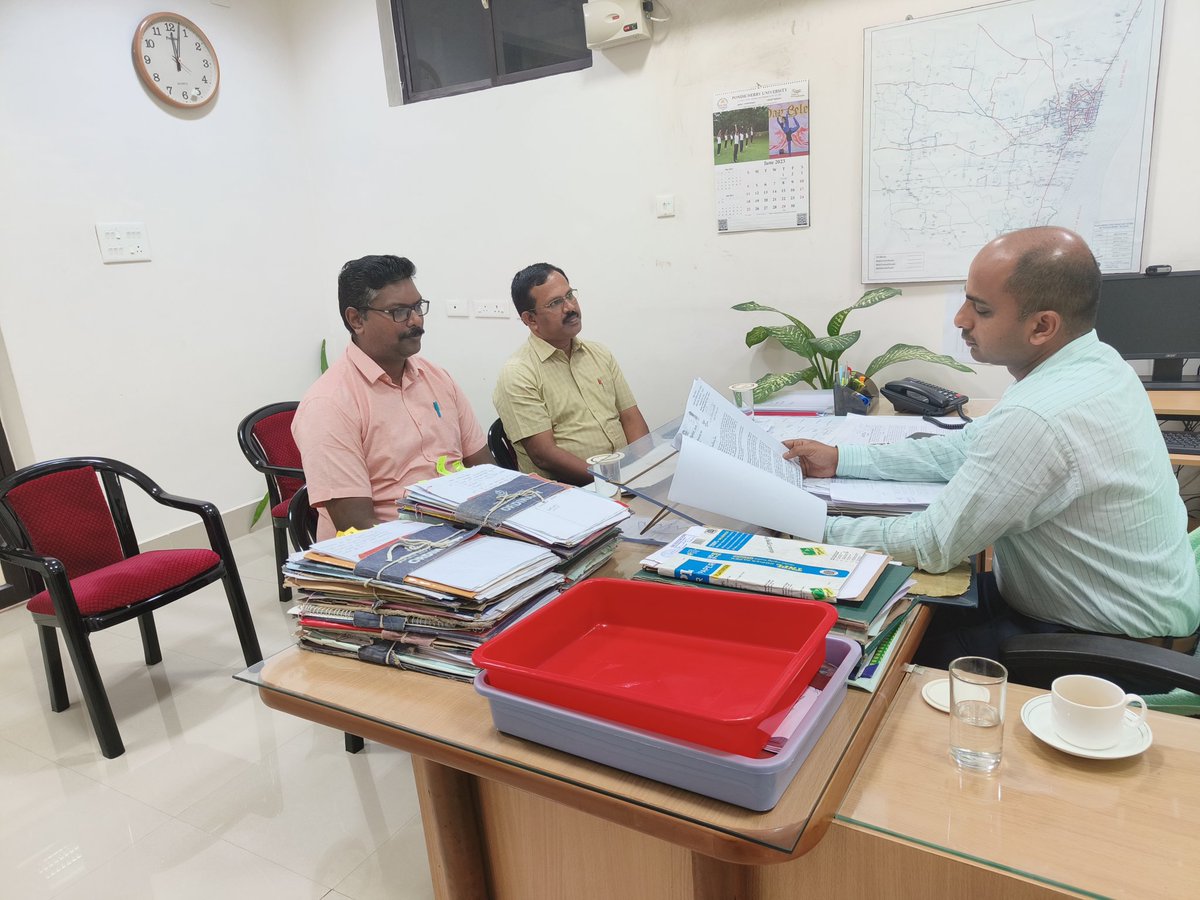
[{"x1": 948, "y1": 656, "x2": 1007, "y2": 772}]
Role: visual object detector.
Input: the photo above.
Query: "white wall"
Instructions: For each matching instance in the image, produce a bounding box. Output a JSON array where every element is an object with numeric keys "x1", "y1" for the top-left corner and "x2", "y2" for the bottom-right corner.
[{"x1": 1, "y1": 0, "x2": 1197, "y2": 539}]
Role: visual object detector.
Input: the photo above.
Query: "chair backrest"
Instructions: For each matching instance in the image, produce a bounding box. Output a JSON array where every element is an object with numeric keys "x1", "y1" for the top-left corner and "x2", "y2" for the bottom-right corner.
[
  {"x1": 488, "y1": 418, "x2": 519, "y2": 471},
  {"x1": 0, "y1": 462, "x2": 128, "y2": 581},
  {"x1": 237, "y1": 402, "x2": 303, "y2": 504},
  {"x1": 287, "y1": 485, "x2": 318, "y2": 551}
]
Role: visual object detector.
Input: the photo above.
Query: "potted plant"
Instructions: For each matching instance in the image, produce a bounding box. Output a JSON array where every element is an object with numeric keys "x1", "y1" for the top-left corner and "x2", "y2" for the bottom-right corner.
[{"x1": 732, "y1": 287, "x2": 973, "y2": 401}]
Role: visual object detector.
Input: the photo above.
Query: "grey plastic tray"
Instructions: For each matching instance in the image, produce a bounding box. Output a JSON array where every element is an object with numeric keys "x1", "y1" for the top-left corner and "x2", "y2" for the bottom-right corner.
[{"x1": 475, "y1": 635, "x2": 861, "y2": 811}]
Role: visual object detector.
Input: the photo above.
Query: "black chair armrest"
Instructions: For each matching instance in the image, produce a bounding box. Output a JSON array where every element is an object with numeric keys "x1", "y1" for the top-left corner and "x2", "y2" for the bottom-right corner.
[
  {"x1": 1001, "y1": 633, "x2": 1200, "y2": 694},
  {"x1": 0, "y1": 545, "x2": 66, "y2": 580},
  {"x1": 257, "y1": 464, "x2": 304, "y2": 481}
]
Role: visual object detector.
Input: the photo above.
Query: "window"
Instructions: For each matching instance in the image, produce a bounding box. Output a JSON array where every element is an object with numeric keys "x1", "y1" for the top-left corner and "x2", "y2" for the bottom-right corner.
[{"x1": 391, "y1": 0, "x2": 591, "y2": 103}]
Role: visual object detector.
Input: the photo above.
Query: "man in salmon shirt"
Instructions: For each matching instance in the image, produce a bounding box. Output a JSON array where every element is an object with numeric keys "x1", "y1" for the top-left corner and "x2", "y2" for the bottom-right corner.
[{"x1": 293, "y1": 254, "x2": 493, "y2": 540}]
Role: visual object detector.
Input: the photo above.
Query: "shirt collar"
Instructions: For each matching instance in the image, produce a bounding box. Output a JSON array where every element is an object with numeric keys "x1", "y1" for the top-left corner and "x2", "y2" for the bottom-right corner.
[
  {"x1": 346, "y1": 340, "x2": 425, "y2": 386},
  {"x1": 1026, "y1": 330, "x2": 1098, "y2": 380},
  {"x1": 527, "y1": 332, "x2": 586, "y2": 362}
]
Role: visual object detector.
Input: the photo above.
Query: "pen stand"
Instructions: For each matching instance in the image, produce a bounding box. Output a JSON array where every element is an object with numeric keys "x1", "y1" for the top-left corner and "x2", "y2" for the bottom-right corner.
[{"x1": 832, "y1": 374, "x2": 879, "y2": 416}]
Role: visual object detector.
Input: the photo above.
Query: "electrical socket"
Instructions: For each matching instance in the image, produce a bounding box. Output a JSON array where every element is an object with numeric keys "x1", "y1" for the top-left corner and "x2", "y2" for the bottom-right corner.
[
  {"x1": 474, "y1": 300, "x2": 510, "y2": 318},
  {"x1": 446, "y1": 300, "x2": 469, "y2": 318}
]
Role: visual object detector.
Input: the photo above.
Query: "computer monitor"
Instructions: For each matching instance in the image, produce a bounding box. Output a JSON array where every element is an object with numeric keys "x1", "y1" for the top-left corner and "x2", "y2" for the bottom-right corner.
[{"x1": 1094, "y1": 270, "x2": 1200, "y2": 389}]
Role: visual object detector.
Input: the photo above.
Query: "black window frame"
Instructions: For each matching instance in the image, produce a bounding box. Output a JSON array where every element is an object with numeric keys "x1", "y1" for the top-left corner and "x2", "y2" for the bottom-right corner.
[{"x1": 390, "y1": 0, "x2": 592, "y2": 104}]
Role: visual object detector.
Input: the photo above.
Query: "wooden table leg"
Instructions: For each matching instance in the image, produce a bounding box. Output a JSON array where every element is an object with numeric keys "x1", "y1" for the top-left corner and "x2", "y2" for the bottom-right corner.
[
  {"x1": 412, "y1": 756, "x2": 491, "y2": 900},
  {"x1": 691, "y1": 851, "x2": 760, "y2": 900}
]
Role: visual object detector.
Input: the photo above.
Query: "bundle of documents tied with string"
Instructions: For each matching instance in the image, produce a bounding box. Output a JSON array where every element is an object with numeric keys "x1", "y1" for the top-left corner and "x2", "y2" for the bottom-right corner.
[
  {"x1": 396, "y1": 464, "x2": 629, "y2": 581},
  {"x1": 636, "y1": 526, "x2": 918, "y2": 648},
  {"x1": 285, "y1": 519, "x2": 570, "y2": 682}
]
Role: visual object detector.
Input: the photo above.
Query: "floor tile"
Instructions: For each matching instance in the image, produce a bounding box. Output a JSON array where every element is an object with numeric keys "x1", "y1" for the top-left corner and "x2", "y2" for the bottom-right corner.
[
  {"x1": 0, "y1": 739, "x2": 169, "y2": 898},
  {"x1": 178, "y1": 727, "x2": 420, "y2": 888},
  {"x1": 334, "y1": 814, "x2": 436, "y2": 900},
  {"x1": 51, "y1": 819, "x2": 329, "y2": 900}
]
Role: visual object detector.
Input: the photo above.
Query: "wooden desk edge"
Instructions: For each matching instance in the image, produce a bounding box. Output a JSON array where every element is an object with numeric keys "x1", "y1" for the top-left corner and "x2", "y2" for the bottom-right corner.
[{"x1": 256, "y1": 604, "x2": 931, "y2": 868}]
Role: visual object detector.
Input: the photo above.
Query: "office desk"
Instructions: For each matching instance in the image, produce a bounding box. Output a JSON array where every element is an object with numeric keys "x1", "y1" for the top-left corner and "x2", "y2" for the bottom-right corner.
[
  {"x1": 1149, "y1": 390, "x2": 1200, "y2": 467},
  {"x1": 829, "y1": 667, "x2": 1200, "y2": 899},
  {"x1": 241, "y1": 542, "x2": 934, "y2": 900}
]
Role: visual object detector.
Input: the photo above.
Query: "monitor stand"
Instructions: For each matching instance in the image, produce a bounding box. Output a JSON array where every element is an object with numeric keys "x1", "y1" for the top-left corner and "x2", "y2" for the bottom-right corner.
[{"x1": 1141, "y1": 358, "x2": 1200, "y2": 390}]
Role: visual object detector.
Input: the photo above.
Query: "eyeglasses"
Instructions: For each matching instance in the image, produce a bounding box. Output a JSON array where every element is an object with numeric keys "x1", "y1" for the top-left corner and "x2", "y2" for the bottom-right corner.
[
  {"x1": 537, "y1": 288, "x2": 580, "y2": 313},
  {"x1": 361, "y1": 299, "x2": 430, "y2": 322}
]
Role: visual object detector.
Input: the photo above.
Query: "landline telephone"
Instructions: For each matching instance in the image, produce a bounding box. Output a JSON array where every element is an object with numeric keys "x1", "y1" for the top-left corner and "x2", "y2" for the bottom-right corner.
[{"x1": 880, "y1": 378, "x2": 969, "y2": 417}]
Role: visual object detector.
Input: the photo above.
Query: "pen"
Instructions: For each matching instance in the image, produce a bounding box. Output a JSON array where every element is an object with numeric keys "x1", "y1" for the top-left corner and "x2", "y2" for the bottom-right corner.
[{"x1": 433, "y1": 401, "x2": 442, "y2": 418}]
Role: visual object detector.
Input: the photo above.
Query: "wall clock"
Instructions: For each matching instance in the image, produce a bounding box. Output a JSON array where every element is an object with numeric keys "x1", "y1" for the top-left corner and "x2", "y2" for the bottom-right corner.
[{"x1": 132, "y1": 12, "x2": 220, "y2": 109}]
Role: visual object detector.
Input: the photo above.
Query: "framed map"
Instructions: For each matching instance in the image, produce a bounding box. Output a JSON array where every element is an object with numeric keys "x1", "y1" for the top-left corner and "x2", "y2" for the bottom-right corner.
[{"x1": 862, "y1": 0, "x2": 1164, "y2": 282}]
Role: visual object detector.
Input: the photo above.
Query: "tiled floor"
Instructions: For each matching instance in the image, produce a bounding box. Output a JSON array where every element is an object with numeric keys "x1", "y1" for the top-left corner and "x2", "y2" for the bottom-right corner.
[{"x1": 0, "y1": 527, "x2": 435, "y2": 900}]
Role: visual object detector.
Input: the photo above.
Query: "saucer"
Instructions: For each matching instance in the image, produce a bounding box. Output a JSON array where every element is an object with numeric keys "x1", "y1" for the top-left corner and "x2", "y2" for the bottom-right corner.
[
  {"x1": 1020, "y1": 694, "x2": 1153, "y2": 759},
  {"x1": 921, "y1": 677, "x2": 988, "y2": 713}
]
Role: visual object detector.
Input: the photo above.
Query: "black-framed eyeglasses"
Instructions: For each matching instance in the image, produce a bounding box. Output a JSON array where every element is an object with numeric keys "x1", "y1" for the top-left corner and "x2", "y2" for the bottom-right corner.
[
  {"x1": 537, "y1": 288, "x2": 579, "y2": 313},
  {"x1": 361, "y1": 299, "x2": 430, "y2": 322}
]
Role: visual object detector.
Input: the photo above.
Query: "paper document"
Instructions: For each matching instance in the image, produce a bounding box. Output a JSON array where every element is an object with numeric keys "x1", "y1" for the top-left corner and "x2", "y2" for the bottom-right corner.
[
  {"x1": 676, "y1": 379, "x2": 807, "y2": 490},
  {"x1": 669, "y1": 437, "x2": 827, "y2": 541},
  {"x1": 308, "y1": 521, "x2": 433, "y2": 563}
]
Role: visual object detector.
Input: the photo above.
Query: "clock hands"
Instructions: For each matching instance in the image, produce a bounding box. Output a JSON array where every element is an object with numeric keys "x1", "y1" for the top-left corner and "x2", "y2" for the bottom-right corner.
[{"x1": 170, "y1": 22, "x2": 181, "y2": 72}]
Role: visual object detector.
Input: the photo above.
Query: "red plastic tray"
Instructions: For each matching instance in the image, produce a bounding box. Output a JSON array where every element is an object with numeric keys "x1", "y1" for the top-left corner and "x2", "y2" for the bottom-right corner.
[{"x1": 471, "y1": 578, "x2": 837, "y2": 756}]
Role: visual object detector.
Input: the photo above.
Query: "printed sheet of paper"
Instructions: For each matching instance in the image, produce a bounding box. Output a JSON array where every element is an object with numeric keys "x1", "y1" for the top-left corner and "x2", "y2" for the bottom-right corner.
[{"x1": 668, "y1": 437, "x2": 826, "y2": 541}]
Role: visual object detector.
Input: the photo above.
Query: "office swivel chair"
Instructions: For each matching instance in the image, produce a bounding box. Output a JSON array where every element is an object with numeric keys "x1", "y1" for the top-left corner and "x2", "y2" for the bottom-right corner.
[
  {"x1": 1001, "y1": 528, "x2": 1200, "y2": 714},
  {"x1": 0, "y1": 457, "x2": 263, "y2": 758},
  {"x1": 488, "y1": 418, "x2": 519, "y2": 470},
  {"x1": 237, "y1": 402, "x2": 303, "y2": 602}
]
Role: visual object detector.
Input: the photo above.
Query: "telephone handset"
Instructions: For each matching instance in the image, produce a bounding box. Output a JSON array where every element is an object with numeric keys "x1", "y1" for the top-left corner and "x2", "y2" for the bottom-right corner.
[{"x1": 880, "y1": 377, "x2": 969, "y2": 418}]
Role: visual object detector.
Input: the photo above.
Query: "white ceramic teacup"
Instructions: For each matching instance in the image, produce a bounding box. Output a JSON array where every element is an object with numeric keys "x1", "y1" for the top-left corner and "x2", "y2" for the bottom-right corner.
[{"x1": 1050, "y1": 674, "x2": 1147, "y2": 750}]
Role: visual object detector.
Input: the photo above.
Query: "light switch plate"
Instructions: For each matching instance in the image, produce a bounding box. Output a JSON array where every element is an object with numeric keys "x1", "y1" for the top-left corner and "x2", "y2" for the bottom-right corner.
[
  {"x1": 446, "y1": 300, "x2": 469, "y2": 318},
  {"x1": 95, "y1": 222, "x2": 152, "y2": 263}
]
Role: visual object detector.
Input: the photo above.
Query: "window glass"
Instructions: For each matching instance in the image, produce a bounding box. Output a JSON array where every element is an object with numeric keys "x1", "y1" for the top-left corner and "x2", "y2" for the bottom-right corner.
[
  {"x1": 400, "y1": 0, "x2": 493, "y2": 94},
  {"x1": 491, "y1": 0, "x2": 590, "y2": 77}
]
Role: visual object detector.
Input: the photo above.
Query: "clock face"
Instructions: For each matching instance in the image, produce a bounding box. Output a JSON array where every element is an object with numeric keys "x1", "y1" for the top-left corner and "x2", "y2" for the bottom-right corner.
[{"x1": 133, "y1": 13, "x2": 220, "y2": 109}]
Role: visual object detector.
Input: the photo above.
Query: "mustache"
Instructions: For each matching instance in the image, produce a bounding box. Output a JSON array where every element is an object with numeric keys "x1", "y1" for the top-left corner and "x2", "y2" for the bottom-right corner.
[
  {"x1": 403, "y1": 327, "x2": 425, "y2": 339},
  {"x1": 564, "y1": 312, "x2": 580, "y2": 323}
]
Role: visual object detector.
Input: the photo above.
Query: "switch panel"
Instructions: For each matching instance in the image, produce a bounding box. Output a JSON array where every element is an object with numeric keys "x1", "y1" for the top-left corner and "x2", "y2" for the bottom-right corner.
[
  {"x1": 95, "y1": 222, "x2": 152, "y2": 263},
  {"x1": 446, "y1": 300, "x2": 469, "y2": 318},
  {"x1": 474, "y1": 300, "x2": 510, "y2": 318},
  {"x1": 655, "y1": 194, "x2": 676, "y2": 218}
]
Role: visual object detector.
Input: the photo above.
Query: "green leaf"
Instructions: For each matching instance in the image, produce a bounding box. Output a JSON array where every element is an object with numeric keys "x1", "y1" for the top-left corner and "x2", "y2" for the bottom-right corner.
[
  {"x1": 753, "y1": 368, "x2": 820, "y2": 401},
  {"x1": 249, "y1": 491, "x2": 270, "y2": 528},
  {"x1": 862, "y1": 343, "x2": 976, "y2": 379},
  {"x1": 826, "y1": 287, "x2": 902, "y2": 335},
  {"x1": 320, "y1": 339, "x2": 329, "y2": 374},
  {"x1": 810, "y1": 330, "x2": 861, "y2": 359},
  {"x1": 731, "y1": 301, "x2": 813, "y2": 335},
  {"x1": 744, "y1": 325, "x2": 772, "y2": 348},
  {"x1": 769, "y1": 325, "x2": 818, "y2": 357}
]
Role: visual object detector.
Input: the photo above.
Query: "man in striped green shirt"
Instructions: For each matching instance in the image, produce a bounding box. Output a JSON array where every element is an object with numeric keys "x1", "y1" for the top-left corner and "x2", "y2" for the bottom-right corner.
[{"x1": 785, "y1": 227, "x2": 1199, "y2": 665}]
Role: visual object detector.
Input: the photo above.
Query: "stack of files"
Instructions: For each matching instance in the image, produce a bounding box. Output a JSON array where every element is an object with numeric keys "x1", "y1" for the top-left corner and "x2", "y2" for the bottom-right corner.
[
  {"x1": 802, "y1": 477, "x2": 944, "y2": 516},
  {"x1": 639, "y1": 526, "x2": 890, "y2": 603},
  {"x1": 285, "y1": 520, "x2": 567, "y2": 682},
  {"x1": 399, "y1": 464, "x2": 630, "y2": 554}
]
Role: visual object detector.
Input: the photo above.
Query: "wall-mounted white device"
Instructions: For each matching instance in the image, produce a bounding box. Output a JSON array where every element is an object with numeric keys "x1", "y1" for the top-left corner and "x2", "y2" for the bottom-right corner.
[{"x1": 583, "y1": 1, "x2": 652, "y2": 50}]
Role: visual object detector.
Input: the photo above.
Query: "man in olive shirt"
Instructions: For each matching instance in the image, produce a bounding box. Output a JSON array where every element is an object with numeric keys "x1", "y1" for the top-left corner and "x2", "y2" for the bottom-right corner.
[{"x1": 493, "y1": 263, "x2": 649, "y2": 485}]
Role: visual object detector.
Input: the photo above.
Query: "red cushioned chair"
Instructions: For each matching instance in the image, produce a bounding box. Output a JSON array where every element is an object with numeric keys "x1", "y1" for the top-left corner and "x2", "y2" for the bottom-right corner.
[
  {"x1": 237, "y1": 402, "x2": 303, "y2": 603},
  {"x1": 0, "y1": 457, "x2": 263, "y2": 759}
]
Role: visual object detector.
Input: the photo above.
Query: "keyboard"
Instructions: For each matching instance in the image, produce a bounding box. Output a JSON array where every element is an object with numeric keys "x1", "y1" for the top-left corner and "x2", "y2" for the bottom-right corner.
[{"x1": 1162, "y1": 430, "x2": 1200, "y2": 455}]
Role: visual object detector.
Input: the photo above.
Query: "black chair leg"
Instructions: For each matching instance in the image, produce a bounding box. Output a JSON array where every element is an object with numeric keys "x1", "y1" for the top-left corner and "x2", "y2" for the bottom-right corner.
[
  {"x1": 138, "y1": 612, "x2": 162, "y2": 665},
  {"x1": 59, "y1": 630, "x2": 124, "y2": 758},
  {"x1": 345, "y1": 733, "x2": 365, "y2": 753},
  {"x1": 219, "y1": 568, "x2": 263, "y2": 665},
  {"x1": 271, "y1": 520, "x2": 291, "y2": 603},
  {"x1": 36, "y1": 623, "x2": 70, "y2": 712}
]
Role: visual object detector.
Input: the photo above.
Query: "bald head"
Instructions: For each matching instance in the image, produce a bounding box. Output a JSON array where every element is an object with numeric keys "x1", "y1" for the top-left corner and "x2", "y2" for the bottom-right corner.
[{"x1": 978, "y1": 226, "x2": 1100, "y2": 337}]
